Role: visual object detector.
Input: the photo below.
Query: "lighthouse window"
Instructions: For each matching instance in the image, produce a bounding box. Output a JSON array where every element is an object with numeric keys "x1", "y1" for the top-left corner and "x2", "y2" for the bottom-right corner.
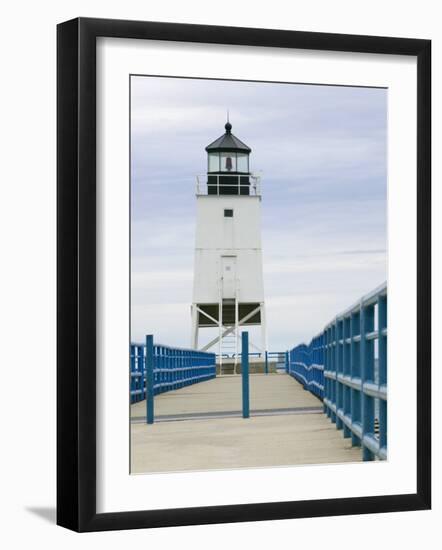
[
  {"x1": 208, "y1": 153, "x2": 220, "y2": 172},
  {"x1": 237, "y1": 153, "x2": 249, "y2": 173},
  {"x1": 224, "y1": 209, "x2": 234, "y2": 218}
]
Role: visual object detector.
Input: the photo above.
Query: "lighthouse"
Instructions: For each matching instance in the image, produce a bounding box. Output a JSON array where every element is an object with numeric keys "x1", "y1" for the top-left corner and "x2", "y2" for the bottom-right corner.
[{"x1": 191, "y1": 120, "x2": 266, "y2": 371}]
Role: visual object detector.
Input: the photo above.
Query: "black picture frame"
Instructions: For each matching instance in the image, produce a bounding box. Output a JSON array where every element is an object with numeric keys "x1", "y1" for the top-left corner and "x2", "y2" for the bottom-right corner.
[{"x1": 57, "y1": 17, "x2": 431, "y2": 532}]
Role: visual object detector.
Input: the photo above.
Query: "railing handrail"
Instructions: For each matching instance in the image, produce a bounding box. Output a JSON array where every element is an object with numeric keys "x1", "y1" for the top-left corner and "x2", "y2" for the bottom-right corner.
[
  {"x1": 325, "y1": 281, "x2": 387, "y2": 329},
  {"x1": 131, "y1": 341, "x2": 215, "y2": 355},
  {"x1": 296, "y1": 281, "x2": 387, "y2": 345}
]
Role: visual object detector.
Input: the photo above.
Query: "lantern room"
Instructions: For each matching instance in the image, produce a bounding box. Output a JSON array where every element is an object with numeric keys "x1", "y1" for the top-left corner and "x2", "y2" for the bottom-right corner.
[{"x1": 205, "y1": 121, "x2": 252, "y2": 195}]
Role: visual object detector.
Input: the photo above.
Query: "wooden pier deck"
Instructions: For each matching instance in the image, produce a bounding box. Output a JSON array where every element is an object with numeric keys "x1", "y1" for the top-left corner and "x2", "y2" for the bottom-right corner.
[{"x1": 130, "y1": 373, "x2": 362, "y2": 474}]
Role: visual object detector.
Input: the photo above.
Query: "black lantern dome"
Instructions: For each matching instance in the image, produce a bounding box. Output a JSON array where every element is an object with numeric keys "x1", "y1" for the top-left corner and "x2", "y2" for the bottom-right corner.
[{"x1": 205, "y1": 121, "x2": 251, "y2": 195}]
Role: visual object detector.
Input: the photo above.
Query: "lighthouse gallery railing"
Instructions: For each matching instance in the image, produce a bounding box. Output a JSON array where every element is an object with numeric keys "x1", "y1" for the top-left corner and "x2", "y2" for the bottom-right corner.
[
  {"x1": 195, "y1": 173, "x2": 261, "y2": 196},
  {"x1": 287, "y1": 282, "x2": 387, "y2": 461}
]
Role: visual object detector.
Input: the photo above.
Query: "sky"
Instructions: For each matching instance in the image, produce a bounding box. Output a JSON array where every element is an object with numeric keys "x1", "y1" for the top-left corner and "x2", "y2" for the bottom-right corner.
[{"x1": 130, "y1": 76, "x2": 387, "y2": 351}]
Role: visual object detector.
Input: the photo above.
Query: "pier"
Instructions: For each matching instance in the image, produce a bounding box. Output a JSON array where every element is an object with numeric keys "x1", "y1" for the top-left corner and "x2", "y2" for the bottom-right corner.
[
  {"x1": 131, "y1": 373, "x2": 361, "y2": 474},
  {"x1": 130, "y1": 282, "x2": 386, "y2": 474}
]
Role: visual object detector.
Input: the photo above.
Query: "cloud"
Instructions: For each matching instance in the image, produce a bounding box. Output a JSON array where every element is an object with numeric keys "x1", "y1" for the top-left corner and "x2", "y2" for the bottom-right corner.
[{"x1": 130, "y1": 76, "x2": 387, "y2": 350}]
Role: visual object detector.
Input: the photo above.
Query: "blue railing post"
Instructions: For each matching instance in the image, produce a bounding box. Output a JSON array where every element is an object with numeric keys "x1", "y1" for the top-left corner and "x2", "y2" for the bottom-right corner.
[
  {"x1": 343, "y1": 317, "x2": 351, "y2": 438},
  {"x1": 130, "y1": 345, "x2": 135, "y2": 403},
  {"x1": 324, "y1": 329, "x2": 329, "y2": 414},
  {"x1": 265, "y1": 350, "x2": 268, "y2": 374},
  {"x1": 361, "y1": 304, "x2": 375, "y2": 460},
  {"x1": 330, "y1": 324, "x2": 337, "y2": 423},
  {"x1": 336, "y1": 318, "x2": 343, "y2": 430},
  {"x1": 146, "y1": 334, "x2": 154, "y2": 424},
  {"x1": 242, "y1": 332, "x2": 250, "y2": 419},
  {"x1": 350, "y1": 310, "x2": 361, "y2": 447},
  {"x1": 378, "y1": 295, "x2": 387, "y2": 453}
]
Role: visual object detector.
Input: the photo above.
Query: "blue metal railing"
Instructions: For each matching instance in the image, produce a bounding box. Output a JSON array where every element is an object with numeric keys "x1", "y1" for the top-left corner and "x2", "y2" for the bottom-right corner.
[
  {"x1": 287, "y1": 337, "x2": 325, "y2": 400},
  {"x1": 287, "y1": 283, "x2": 387, "y2": 461},
  {"x1": 217, "y1": 352, "x2": 263, "y2": 359},
  {"x1": 217, "y1": 351, "x2": 287, "y2": 376},
  {"x1": 130, "y1": 338, "x2": 216, "y2": 406}
]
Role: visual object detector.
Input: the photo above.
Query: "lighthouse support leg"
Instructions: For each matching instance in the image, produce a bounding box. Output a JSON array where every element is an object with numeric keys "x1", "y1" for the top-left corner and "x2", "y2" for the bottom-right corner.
[
  {"x1": 260, "y1": 302, "x2": 267, "y2": 368},
  {"x1": 200, "y1": 305, "x2": 262, "y2": 352},
  {"x1": 234, "y1": 298, "x2": 239, "y2": 373},
  {"x1": 218, "y1": 299, "x2": 223, "y2": 375},
  {"x1": 191, "y1": 304, "x2": 199, "y2": 349}
]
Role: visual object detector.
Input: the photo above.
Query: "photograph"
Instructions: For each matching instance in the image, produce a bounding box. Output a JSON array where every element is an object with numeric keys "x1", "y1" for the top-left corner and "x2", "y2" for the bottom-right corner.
[
  {"x1": 129, "y1": 75, "x2": 388, "y2": 474},
  {"x1": 0, "y1": 0, "x2": 433, "y2": 540}
]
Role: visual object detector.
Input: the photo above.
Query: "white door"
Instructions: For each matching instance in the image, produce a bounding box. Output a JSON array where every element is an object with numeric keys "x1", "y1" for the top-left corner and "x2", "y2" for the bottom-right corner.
[{"x1": 221, "y1": 256, "x2": 236, "y2": 299}]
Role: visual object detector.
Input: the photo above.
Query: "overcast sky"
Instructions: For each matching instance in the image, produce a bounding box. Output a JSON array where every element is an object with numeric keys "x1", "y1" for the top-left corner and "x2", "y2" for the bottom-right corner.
[{"x1": 130, "y1": 76, "x2": 387, "y2": 351}]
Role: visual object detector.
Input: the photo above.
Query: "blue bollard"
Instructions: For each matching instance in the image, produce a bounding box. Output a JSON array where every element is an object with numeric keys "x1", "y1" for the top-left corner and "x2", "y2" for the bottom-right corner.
[
  {"x1": 146, "y1": 334, "x2": 154, "y2": 424},
  {"x1": 242, "y1": 332, "x2": 250, "y2": 419}
]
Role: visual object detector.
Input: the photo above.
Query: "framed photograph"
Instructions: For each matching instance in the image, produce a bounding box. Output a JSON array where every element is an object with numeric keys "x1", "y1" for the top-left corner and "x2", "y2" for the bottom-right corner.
[{"x1": 57, "y1": 17, "x2": 431, "y2": 532}]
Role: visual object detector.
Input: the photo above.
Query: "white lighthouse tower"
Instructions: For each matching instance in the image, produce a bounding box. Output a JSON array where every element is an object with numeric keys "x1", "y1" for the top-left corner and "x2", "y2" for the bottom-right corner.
[{"x1": 191, "y1": 120, "x2": 266, "y2": 370}]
